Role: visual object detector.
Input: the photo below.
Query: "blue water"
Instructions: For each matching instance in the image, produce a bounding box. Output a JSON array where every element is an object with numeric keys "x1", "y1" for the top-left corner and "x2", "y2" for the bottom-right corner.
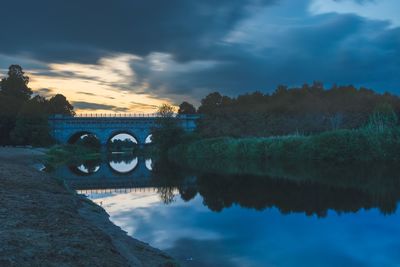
[
  {"x1": 53, "y1": 156, "x2": 400, "y2": 267},
  {"x1": 86, "y1": 193, "x2": 400, "y2": 267}
]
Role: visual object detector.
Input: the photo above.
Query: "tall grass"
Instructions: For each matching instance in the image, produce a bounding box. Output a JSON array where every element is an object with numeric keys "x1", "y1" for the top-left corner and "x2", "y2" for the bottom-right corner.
[
  {"x1": 169, "y1": 127, "x2": 400, "y2": 163},
  {"x1": 45, "y1": 144, "x2": 101, "y2": 166}
]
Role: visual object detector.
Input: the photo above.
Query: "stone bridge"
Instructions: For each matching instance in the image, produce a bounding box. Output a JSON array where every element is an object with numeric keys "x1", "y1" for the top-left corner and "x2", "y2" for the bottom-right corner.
[{"x1": 48, "y1": 114, "x2": 199, "y2": 145}]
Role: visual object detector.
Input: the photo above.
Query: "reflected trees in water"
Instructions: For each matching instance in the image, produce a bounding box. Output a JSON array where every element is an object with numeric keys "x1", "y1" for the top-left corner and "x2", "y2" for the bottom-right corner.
[{"x1": 60, "y1": 155, "x2": 400, "y2": 216}]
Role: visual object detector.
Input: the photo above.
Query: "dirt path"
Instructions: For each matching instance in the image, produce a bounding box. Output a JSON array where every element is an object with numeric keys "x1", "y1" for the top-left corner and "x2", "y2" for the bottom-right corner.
[{"x1": 0, "y1": 147, "x2": 176, "y2": 266}]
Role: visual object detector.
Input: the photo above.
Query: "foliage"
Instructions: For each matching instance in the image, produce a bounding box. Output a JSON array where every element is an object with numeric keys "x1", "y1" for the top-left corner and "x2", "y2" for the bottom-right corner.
[
  {"x1": 108, "y1": 138, "x2": 137, "y2": 152},
  {"x1": 48, "y1": 94, "x2": 75, "y2": 116},
  {"x1": 157, "y1": 103, "x2": 175, "y2": 117},
  {"x1": 366, "y1": 102, "x2": 398, "y2": 132},
  {"x1": 45, "y1": 145, "x2": 101, "y2": 166},
  {"x1": 196, "y1": 83, "x2": 400, "y2": 137},
  {"x1": 152, "y1": 104, "x2": 185, "y2": 153},
  {"x1": 170, "y1": 126, "x2": 400, "y2": 163},
  {"x1": 0, "y1": 65, "x2": 74, "y2": 146},
  {"x1": 178, "y1": 101, "x2": 196, "y2": 114},
  {"x1": 76, "y1": 134, "x2": 101, "y2": 151},
  {"x1": 0, "y1": 65, "x2": 32, "y2": 101},
  {"x1": 10, "y1": 97, "x2": 53, "y2": 146}
]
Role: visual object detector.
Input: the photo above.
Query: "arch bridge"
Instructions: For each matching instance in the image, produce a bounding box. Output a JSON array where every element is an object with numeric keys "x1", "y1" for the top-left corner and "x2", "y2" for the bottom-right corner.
[{"x1": 48, "y1": 113, "x2": 199, "y2": 146}]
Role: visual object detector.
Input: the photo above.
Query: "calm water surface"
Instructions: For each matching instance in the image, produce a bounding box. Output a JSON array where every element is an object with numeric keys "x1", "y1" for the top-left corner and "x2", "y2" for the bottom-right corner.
[{"x1": 52, "y1": 154, "x2": 400, "y2": 267}]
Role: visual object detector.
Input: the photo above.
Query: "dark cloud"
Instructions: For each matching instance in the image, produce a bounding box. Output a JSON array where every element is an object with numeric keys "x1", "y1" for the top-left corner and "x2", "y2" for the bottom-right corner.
[
  {"x1": 72, "y1": 101, "x2": 129, "y2": 112},
  {"x1": 1, "y1": 0, "x2": 399, "y2": 106},
  {"x1": 130, "y1": 12, "x2": 400, "y2": 101},
  {"x1": 34, "y1": 88, "x2": 53, "y2": 97},
  {"x1": 0, "y1": 0, "x2": 275, "y2": 63},
  {"x1": 77, "y1": 92, "x2": 96, "y2": 96}
]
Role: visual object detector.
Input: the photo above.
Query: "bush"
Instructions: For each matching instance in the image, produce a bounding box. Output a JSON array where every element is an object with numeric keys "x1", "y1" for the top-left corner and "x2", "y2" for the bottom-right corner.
[{"x1": 170, "y1": 127, "x2": 400, "y2": 163}]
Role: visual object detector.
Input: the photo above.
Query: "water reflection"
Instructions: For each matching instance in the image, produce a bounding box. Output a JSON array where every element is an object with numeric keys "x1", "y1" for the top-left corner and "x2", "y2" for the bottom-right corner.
[
  {"x1": 145, "y1": 158, "x2": 153, "y2": 171},
  {"x1": 52, "y1": 155, "x2": 400, "y2": 266},
  {"x1": 76, "y1": 164, "x2": 100, "y2": 174},
  {"x1": 69, "y1": 159, "x2": 101, "y2": 175},
  {"x1": 58, "y1": 155, "x2": 400, "y2": 216},
  {"x1": 109, "y1": 156, "x2": 138, "y2": 174}
]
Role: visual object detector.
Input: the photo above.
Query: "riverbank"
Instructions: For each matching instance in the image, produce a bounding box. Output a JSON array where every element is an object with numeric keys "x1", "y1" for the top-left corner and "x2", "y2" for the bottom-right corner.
[
  {"x1": 0, "y1": 147, "x2": 176, "y2": 266},
  {"x1": 170, "y1": 127, "x2": 400, "y2": 163}
]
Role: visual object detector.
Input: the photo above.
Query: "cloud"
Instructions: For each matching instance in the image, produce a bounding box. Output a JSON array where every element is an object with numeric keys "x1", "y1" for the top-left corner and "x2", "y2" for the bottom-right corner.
[
  {"x1": 310, "y1": 0, "x2": 400, "y2": 27},
  {"x1": 130, "y1": 101, "x2": 159, "y2": 110},
  {"x1": 72, "y1": 101, "x2": 130, "y2": 112},
  {"x1": 0, "y1": 0, "x2": 275, "y2": 63},
  {"x1": 34, "y1": 88, "x2": 53, "y2": 97},
  {"x1": 126, "y1": 1, "x2": 400, "y2": 101},
  {"x1": 1, "y1": 0, "x2": 400, "y2": 111}
]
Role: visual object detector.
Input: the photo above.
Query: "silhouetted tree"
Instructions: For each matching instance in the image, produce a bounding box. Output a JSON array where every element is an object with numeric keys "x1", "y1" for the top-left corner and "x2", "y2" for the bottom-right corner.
[
  {"x1": 178, "y1": 101, "x2": 196, "y2": 114},
  {"x1": 0, "y1": 65, "x2": 75, "y2": 145},
  {"x1": 48, "y1": 94, "x2": 75, "y2": 116},
  {"x1": 0, "y1": 65, "x2": 32, "y2": 101},
  {"x1": 196, "y1": 84, "x2": 400, "y2": 137},
  {"x1": 152, "y1": 104, "x2": 185, "y2": 152},
  {"x1": 11, "y1": 96, "x2": 52, "y2": 146},
  {"x1": 0, "y1": 65, "x2": 33, "y2": 144}
]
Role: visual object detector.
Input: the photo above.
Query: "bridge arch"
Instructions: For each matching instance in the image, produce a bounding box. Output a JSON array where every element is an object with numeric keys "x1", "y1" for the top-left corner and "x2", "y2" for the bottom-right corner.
[
  {"x1": 67, "y1": 131, "x2": 99, "y2": 145},
  {"x1": 145, "y1": 134, "x2": 153, "y2": 144},
  {"x1": 48, "y1": 114, "x2": 200, "y2": 145},
  {"x1": 107, "y1": 130, "x2": 140, "y2": 144}
]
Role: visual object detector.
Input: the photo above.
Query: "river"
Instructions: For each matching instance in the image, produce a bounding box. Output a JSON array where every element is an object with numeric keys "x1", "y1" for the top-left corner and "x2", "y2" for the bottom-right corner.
[{"x1": 51, "y1": 153, "x2": 400, "y2": 267}]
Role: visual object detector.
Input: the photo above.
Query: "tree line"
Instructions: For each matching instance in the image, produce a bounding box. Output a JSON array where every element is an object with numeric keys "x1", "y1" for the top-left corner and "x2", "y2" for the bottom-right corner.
[
  {"x1": 178, "y1": 82, "x2": 400, "y2": 137},
  {"x1": 0, "y1": 65, "x2": 74, "y2": 146}
]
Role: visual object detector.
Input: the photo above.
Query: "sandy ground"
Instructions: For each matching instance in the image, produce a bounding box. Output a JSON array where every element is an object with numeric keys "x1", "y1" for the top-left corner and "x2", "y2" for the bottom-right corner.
[{"x1": 0, "y1": 147, "x2": 177, "y2": 267}]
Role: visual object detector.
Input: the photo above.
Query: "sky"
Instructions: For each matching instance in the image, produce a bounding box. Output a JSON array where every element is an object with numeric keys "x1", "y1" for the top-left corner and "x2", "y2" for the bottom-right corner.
[{"x1": 1, "y1": 0, "x2": 399, "y2": 113}]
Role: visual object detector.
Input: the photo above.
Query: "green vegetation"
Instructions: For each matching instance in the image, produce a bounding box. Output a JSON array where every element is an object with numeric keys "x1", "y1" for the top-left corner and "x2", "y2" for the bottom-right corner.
[
  {"x1": 194, "y1": 83, "x2": 400, "y2": 137},
  {"x1": 108, "y1": 138, "x2": 137, "y2": 152},
  {"x1": 0, "y1": 65, "x2": 74, "y2": 146},
  {"x1": 151, "y1": 104, "x2": 186, "y2": 154},
  {"x1": 45, "y1": 144, "x2": 101, "y2": 167},
  {"x1": 45, "y1": 134, "x2": 102, "y2": 167},
  {"x1": 170, "y1": 104, "x2": 400, "y2": 163},
  {"x1": 166, "y1": 88, "x2": 400, "y2": 164},
  {"x1": 170, "y1": 128, "x2": 400, "y2": 163}
]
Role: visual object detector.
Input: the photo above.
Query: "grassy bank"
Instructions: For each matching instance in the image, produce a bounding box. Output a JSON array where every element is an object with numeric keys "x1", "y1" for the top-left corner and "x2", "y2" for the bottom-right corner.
[
  {"x1": 45, "y1": 144, "x2": 101, "y2": 166},
  {"x1": 170, "y1": 127, "x2": 400, "y2": 163}
]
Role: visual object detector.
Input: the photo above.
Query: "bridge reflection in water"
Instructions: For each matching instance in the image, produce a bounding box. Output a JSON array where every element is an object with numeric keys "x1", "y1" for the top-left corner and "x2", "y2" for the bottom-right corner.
[
  {"x1": 53, "y1": 155, "x2": 196, "y2": 207},
  {"x1": 51, "y1": 155, "x2": 400, "y2": 217},
  {"x1": 54, "y1": 157, "x2": 153, "y2": 190},
  {"x1": 50, "y1": 156, "x2": 400, "y2": 266}
]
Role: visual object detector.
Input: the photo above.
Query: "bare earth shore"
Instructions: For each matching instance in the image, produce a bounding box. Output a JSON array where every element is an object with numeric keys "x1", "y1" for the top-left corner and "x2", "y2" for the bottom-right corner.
[{"x1": 0, "y1": 147, "x2": 176, "y2": 267}]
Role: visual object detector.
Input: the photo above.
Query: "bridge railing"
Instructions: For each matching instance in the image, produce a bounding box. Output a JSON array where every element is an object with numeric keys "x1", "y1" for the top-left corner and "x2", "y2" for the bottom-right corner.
[
  {"x1": 75, "y1": 113, "x2": 162, "y2": 118},
  {"x1": 50, "y1": 113, "x2": 200, "y2": 119}
]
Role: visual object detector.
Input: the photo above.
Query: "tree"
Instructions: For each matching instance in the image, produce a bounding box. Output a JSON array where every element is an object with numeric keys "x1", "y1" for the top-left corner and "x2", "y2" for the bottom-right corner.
[
  {"x1": 157, "y1": 103, "x2": 175, "y2": 118},
  {"x1": 10, "y1": 98, "x2": 53, "y2": 146},
  {"x1": 48, "y1": 94, "x2": 75, "y2": 116},
  {"x1": 0, "y1": 65, "x2": 76, "y2": 145},
  {"x1": 367, "y1": 103, "x2": 398, "y2": 132},
  {"x1": 152, "y1": 104, "x2": 184, "y2": 152},
  {"x1": 198, "y1": 92, "x2": 223, "y2": 114},
  {"x1": 76, "y1": 134, "x2": 101, "y2": 151},
  {"x1": 0, "y1": 65, "x2": 32, "y2": 101},
  {"x1": 0, "y1": 65, "x2": 33, "y2": 144},
  {"x1": 178, "y1": 101, "x2": 196, "y2": 114}
]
